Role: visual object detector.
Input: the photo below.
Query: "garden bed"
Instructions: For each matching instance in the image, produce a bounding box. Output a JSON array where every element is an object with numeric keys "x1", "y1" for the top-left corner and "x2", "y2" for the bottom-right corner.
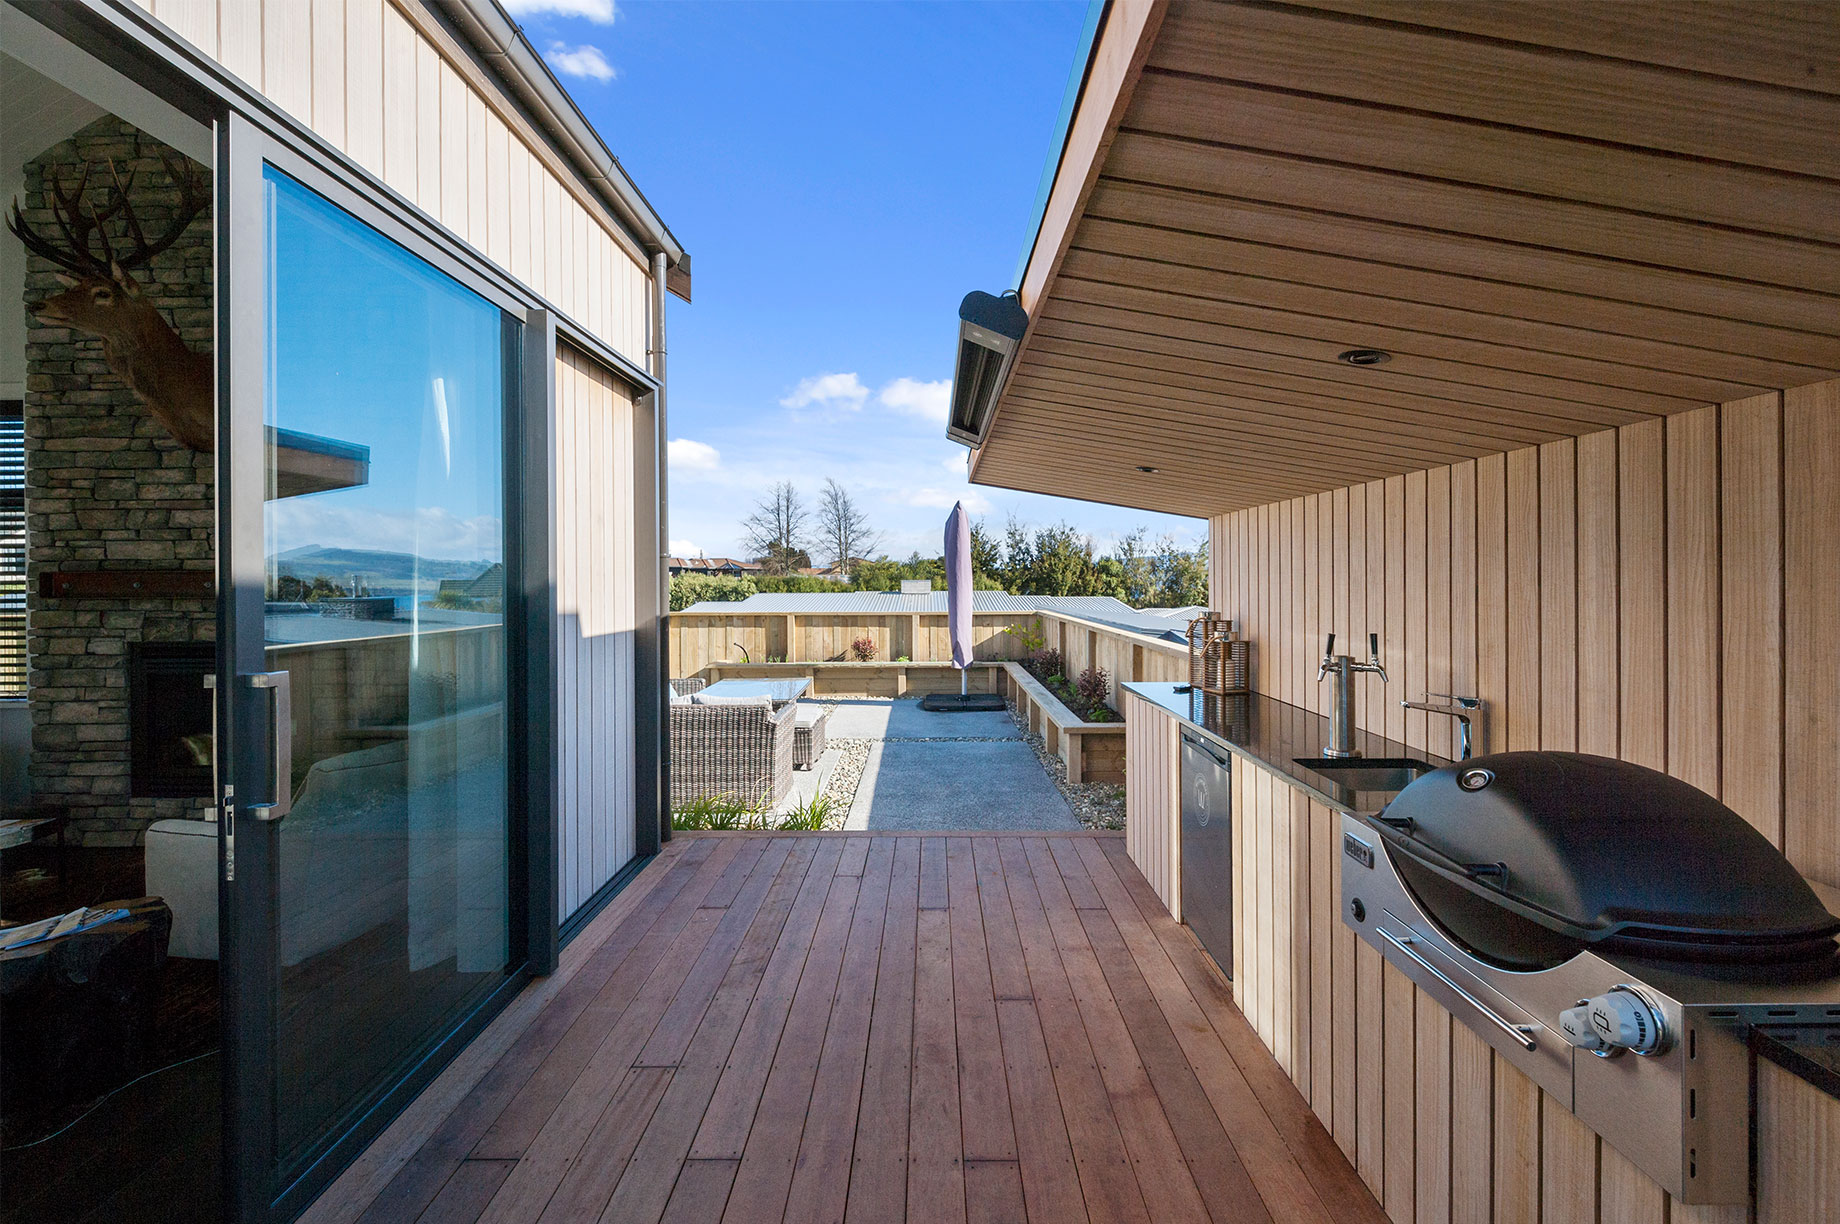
[{"x1": 997, "y1": 662, "x2": 1126, "y2": 785}]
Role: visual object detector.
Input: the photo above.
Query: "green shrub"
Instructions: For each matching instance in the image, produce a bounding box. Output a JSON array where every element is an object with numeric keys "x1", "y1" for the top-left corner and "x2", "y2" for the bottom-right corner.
[
  {"x1": 671, "y1": 795, "x2": 755, "y2": 830},
  {"x1": 775, "y1": 794, "x2": 836, "y2": 831},
  {"x1": 671, "y1": 792, "x2": 839, "y2": 832},
  {"x1": 671, "y1": 573, "x2": 757, "y2": 611}
]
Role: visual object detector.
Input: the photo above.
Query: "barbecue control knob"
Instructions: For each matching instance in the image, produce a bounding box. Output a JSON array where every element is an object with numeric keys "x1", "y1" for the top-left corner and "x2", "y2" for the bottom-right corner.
[
  {"x1": 1583, "y1": 988, "x2": 1666, "y2": 1055},
  {"x1": 1558, "y1": 1004, "x2": 1610, "y2": 1053}
]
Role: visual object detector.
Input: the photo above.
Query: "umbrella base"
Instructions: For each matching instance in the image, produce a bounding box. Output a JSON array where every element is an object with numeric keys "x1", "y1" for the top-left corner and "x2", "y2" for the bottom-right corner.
[{"x1": 918, "y1": 693, "x2": 1008, "y2": 713}]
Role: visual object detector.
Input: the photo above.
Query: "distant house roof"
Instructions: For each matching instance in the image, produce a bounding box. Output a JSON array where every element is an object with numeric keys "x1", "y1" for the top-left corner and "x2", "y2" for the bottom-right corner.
[
  {"x1": 676, "y1": 592, "x2": 1203, "y2": 644},
  {"x1": 669, "y1": 556, "x2": 763, "y2": 572},
  {"x1": 438, "y1": 562, "x2": 504, "y2": 601}
]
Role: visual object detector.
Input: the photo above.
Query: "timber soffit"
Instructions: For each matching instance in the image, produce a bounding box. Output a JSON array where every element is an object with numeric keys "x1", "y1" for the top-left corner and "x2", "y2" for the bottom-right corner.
[
  {"x1": 968, "y1": 0, "x2": 1840, "y2": 520},
  {"x1": 438, "y1": 0, "x2": 692, "y2": 301}
]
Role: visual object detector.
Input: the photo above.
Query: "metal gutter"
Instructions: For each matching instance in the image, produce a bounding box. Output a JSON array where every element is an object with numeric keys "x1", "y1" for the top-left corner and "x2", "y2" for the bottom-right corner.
[
  {"x1": 1011, "y1": 0, "x2": 1106, "y2": 291},
  {"x1": 438, "y1": 0, "x2": 692, "y2": 300}
]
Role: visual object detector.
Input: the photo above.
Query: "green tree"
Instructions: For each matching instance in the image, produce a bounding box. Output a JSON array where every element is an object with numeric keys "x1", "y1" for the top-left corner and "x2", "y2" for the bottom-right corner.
[{"x1": 1150, "y1": 538, "x2": 1209, "y2": 607}]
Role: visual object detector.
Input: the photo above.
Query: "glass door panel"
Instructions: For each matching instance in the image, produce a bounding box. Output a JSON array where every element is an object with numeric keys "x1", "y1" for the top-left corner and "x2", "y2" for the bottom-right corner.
[{"x1": 260, "y1": 168, "x2": 513, "y2": 1183}]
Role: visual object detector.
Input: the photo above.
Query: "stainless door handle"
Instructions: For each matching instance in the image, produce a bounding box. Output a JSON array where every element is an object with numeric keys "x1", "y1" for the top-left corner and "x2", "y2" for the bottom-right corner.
[
  {"x1": 1377, "y1": 925, "x2": 1537, "y2": 1051},
  {"x1": 247, "y1": 671, "x2": 292, "y2": 822}
]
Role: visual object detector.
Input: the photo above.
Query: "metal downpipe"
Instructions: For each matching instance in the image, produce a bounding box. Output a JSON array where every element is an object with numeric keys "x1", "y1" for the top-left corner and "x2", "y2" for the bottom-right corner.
[{"x1": 651, "y1": 250, "x2": 671, "y2": 843}]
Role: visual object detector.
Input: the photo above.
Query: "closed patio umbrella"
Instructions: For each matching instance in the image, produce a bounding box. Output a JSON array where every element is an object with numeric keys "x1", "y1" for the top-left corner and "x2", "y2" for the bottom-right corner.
[{"x1": 921, "y1": 501, "x2": 1005, "y2": 712}]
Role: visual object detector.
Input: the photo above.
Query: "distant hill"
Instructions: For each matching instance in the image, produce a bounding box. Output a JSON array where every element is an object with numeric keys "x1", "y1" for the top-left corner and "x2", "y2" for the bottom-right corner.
[{"x1": 275, "y1": 546, "x2": 495, "y2": 588}]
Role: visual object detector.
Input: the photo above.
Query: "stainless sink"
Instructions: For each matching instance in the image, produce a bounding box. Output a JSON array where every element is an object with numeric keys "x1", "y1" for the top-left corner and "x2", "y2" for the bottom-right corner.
[{"x1": 1292, "y1": 756, "x2": 1437, "y2": 792}]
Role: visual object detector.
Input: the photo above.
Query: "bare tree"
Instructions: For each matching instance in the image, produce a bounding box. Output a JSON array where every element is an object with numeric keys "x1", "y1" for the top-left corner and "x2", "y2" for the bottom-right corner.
[
  {"x1": 741, "y1": 481, "x2": 811, "y2": 573},
  {"x1": 815, "y1": 478, "x2": 879, "y2": 577}
]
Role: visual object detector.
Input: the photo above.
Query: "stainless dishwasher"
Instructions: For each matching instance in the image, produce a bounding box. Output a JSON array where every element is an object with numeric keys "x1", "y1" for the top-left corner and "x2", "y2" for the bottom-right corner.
[{"x1": 1180, "y1": 728, "x2": 1233, "y2": 979}]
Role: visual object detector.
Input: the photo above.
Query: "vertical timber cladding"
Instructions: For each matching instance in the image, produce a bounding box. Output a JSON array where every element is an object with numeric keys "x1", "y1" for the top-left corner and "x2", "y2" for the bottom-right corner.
[
  {"x1": 552, "y1": 343, "x2": 638, "y2": 921},
  {"x1": 128, "y1": 0, "x2": 653, "y2": 366},
  {"x1": 1208, "y1": 374, "x2": 1840, "y2": 1223}
]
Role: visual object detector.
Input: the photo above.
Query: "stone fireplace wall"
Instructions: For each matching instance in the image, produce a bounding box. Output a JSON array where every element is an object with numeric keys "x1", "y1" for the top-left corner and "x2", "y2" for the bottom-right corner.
[{"x1": 22, "y1": 118, "x2": 214, "y2": 846}]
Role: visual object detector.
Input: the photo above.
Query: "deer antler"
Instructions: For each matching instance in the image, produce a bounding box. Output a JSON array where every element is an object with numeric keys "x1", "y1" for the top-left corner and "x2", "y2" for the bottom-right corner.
[
  {"x1": 4, "y1": 150, "x2": 207, "y2": 278},
  {"x1": 109, "y1": 151, "x2": 207, "y2": 271}
]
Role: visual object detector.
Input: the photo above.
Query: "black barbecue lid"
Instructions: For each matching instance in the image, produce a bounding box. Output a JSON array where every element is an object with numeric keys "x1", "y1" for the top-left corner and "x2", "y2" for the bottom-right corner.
[{"x1": 1371, "y1": 752, "x2": 1840, "y2": 961}]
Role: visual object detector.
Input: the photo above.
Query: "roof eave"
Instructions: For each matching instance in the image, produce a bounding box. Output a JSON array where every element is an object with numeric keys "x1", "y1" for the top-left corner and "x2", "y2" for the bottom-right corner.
[{"x1": 440, "y1": 0, "x2": 692, "y2": 300}]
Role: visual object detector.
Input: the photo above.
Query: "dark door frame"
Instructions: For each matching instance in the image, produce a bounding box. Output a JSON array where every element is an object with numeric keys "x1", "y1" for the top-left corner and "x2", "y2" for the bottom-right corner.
[{"x1": 8, "y1": 2, "x2": 667, "y2": 1219}]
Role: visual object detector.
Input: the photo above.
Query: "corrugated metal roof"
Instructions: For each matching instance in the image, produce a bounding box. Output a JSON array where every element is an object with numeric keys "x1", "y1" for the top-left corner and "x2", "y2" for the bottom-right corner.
[{"x1": 676, "y1": 592, "x2": 1197, "y2": 643}]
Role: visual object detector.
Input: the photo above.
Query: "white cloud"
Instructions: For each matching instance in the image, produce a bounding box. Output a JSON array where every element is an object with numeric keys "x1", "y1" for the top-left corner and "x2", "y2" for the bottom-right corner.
[
  {"x1": 668, "y1": 438, "x2": 720, "y2": 471},
  {"x1": 894, "y1": 486, "x2": 992, "y2": 515},
  {"x1": 669, "y1": 538, "x2": 703, "y2": 558},
  {"x1": 940, "y1": 453, "x2": 967, "y2": 475},
  {"x1": 779, "y1": 372, "x2": 868, "y2": 411},
  {"x1": 879, "y1": 377, "x2": 950, "y2": 422},
  {"x1": 544, "y1": 42, "x2": 616, "y2": 82},
  {"x1": 504, "y1": 0, "x2": 617, "y2": 23}
]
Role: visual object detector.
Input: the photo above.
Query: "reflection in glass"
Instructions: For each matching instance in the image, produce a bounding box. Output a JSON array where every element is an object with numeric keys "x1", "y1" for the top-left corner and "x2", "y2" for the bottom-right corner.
[{"x1": 263, "y1": 169, "x2": 512, "y2": 1177}]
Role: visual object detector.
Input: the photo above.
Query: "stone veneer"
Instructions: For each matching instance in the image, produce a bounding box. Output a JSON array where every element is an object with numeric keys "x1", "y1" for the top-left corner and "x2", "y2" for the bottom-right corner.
[{"x1": 22, "y1": 118, "x2": 215, "y2": 845}]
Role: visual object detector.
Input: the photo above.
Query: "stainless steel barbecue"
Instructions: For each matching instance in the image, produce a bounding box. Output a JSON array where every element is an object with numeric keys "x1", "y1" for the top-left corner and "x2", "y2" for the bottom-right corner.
[{"x1": 1340, "y1": 752, "x2": 1840, "y2": 1204}]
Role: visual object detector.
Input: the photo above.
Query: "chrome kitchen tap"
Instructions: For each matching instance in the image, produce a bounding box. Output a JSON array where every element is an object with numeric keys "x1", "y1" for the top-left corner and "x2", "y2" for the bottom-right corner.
[
  {"x1": 1316, "y1": 633, "x2": 1386, "y2": 759},
  {"x1": 1400, "y1": 693, "x2": 1484, "y2": 760}
]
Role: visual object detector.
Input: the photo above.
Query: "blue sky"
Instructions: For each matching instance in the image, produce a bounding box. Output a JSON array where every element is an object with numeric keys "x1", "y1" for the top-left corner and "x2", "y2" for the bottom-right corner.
[{"x1": 503, "y1": 0, "x2": 1205, "y2": 563}]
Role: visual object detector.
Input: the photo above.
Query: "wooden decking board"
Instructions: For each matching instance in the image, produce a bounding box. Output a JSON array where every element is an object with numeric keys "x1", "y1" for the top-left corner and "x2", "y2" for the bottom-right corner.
[
  {"x1": 1073, "y1": 836, "x2": 1329, "y2": 1224},
  {"x1": 965, "y1": 1159, "x2": 1028, "y2": 1224},
  {"x1": 656, "y1": 1159, "x2": 737, "y2": 1224},
  {"x1": 634, "y1": 837, "x2": 796, "y2": 1067},
  {"x1": 947, "y1": 837, "x2": 1019, "y2": 1163},
  {"x1": 994, "y1": 995, "x2": 1087, "y2": 1223},
  {"x1": 1046, "y1": 835, "x2": 1108, "y2": 910},
  {"x1": 719, "y1": 870, "x2": 864, "y2": 1223},
  {"x1": 414, "y1": 1159, "x2": 515, "y2": 1224},
  {"x1": 1027, "y1": 839, "x2": 1213, "y2": 1224},
  {"x1": 971, "y1": 838, "x2": 1032, "y2": 1001},
  {"x1": 1003, "y1": 837, "x2": 1152, "y2": 1224},
  {"x1": 476, "y1": 901, "x2": 725, "y2": 1224},
  {"x1": 528, "y1": 1066, "x2": 671, "y2": 1224},
  {"x1": 596, "y1": 840, "x2": 819, "y2": 1223},
  {"x1": 906, "y1": 905, "x2": 968, "y2": 1224},
  {"x1": 469, "y1": 837, "x2": 744, "y2": 1161},
  {"x1": 318, "y1": 833, "x2": 1390, "y2": 1224},
  {"x1": 1097, "y1": 838, "x2": 1387, "y2": 1224},
  {"x1": 918, "y1": 835, "x2": 950, "y2": 909},
  {"x1": 351, "y1": 840, "x2": 704, "y2": 1224},
  {"x1": 845, "y1": 837, "x2": 920, "y2": 1224},
  {"x1": 782, "y1": 839, "x2": 896, "y2": 1224},
  {"x1": 689, "y1": 838, "x2": 847, "y2": 1159},
  {"x1": 1077, "y1": 905, "x2": 1274, "y2": 1224}
]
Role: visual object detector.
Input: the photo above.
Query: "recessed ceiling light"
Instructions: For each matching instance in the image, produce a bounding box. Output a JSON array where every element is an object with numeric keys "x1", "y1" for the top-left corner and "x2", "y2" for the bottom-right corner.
[
  {"x1": 1337, "y1": 348, "x2": 1391, "y2": 367},
  {"x1": 1135, "y1": 465, "x2": 1159, "y2": 473}
]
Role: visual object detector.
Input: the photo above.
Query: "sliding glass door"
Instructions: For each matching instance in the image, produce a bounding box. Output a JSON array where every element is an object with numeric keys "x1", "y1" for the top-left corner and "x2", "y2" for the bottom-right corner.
[{"x1": 218, "y1": 120, "x2": 527, "y2": 1219}]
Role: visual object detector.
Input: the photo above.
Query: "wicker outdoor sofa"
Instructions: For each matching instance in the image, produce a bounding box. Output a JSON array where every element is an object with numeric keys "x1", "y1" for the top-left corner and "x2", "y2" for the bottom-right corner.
[{"x1": 668, "y1": 681, "x2": 796, "y2": 809}]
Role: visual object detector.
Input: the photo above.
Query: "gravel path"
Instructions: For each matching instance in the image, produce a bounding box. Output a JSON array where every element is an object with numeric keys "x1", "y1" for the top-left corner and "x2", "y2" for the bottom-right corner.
[{"x1": 1007, "y1": 700, "x2": 1128, "y2": 831}]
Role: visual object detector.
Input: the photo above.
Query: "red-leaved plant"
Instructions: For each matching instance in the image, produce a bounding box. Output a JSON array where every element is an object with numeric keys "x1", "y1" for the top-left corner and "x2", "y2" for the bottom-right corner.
[
  {"x1": 1075, "y1": 666, "x2": 1112, "y2": 718},
  {"x1": 849, "y1": 635, "x2": 877, "y2": 662}
]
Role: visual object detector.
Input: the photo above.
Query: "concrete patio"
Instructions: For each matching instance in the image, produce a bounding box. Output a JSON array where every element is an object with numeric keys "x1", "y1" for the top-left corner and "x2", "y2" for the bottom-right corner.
[{"x1": 815, "y1": 699, "x2": 1080, "y2": 832}]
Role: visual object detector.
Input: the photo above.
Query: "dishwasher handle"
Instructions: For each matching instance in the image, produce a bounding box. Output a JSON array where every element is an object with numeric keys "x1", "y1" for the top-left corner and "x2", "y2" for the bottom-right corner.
[{"x1": 1180, "y1": 730, "x2": 1233, "y2": 769}]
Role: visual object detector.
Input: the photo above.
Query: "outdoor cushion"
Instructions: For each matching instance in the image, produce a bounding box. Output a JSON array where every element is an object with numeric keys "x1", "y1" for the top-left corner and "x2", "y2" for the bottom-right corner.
[{"x1": 792, "y1": 705, "x2": 825, "y2": 727}]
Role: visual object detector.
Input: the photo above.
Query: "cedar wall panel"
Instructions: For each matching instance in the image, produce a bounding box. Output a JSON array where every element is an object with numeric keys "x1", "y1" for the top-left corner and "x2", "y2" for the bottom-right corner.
[
  {"x1": 138, "y1": 0, "x2": 652, "y2": 366},
  {"x1": 1206, "y1": 376, "x2": 1840, "y2": 1223},
  {"x1": 553, "y1": 345, "x2": 637, "y2": 921}
]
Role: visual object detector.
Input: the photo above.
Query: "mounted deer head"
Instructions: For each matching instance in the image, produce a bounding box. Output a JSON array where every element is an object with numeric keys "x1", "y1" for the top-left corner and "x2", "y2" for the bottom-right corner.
[{"x1": 7, "y1": 151, "x2": 214, "y2": 453}]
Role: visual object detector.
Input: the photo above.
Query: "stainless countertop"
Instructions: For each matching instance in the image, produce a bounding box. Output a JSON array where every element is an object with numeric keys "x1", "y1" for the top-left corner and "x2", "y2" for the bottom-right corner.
[{"x1": 1121, "y1": 682, "x2": 1454, "y2": 814}]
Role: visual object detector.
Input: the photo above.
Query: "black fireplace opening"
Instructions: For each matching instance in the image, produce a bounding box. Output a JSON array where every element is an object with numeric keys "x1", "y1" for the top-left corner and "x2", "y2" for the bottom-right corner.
[{"x1": 128, "y1": 643, "x2": 214, "y2": 799}]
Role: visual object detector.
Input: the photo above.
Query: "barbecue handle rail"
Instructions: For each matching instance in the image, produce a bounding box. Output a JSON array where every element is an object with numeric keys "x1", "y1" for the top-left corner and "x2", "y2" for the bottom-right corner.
[{"x1": 1377, "y1": 925, "x2": 1538, "y2": 1051}]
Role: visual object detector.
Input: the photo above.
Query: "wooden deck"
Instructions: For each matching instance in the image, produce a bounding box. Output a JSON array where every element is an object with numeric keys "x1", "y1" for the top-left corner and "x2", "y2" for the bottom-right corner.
[{"x1": 305, "y1": 832, "x2": 1387, "y2": 1224}]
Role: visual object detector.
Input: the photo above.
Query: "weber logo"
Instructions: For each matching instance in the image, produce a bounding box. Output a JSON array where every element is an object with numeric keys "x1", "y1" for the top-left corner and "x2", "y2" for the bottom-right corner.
[{"x1": 1342, "y1": 832, "x2": 1375, "y2": 869}]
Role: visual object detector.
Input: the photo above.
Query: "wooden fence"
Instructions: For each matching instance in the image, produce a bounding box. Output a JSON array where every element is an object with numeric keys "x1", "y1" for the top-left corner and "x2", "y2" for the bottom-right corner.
[{"x1": 669, "y1": 607, "x2": 1192, "y2": 699}]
